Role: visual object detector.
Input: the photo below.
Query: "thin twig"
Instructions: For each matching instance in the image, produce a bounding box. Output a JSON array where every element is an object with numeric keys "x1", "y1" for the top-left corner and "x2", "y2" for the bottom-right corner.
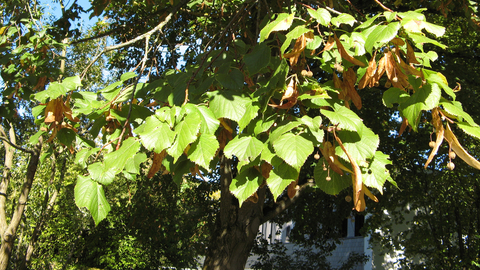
[
  {"x1": 0, "y1": 137, "x2": 33, "y2": 154},
  {"x1": 80, "y1": 0, "x2": 190, "y2": 79},
  {"x1": 374, "y1": 0, "x2": 394, "y2": 12},
  {"x1": 116, "y1": 34, "x2": 151, "y2": 150}
]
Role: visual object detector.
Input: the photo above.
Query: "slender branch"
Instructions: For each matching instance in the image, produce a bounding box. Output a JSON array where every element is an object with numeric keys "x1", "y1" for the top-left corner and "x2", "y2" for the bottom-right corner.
[
  {"x1": 81, "y1": 0, "x2": 190, "y2": 79},
  {"x1": 116, "y1": 34, "x2": 151, "y2": 150},
  {"x1": 0, "y1": 136, "x2": 33, "y2": 155},
  {"x1": 261, "y1": 180, "x2": 314, "y2": 224},
  {"x1": 374, "y1": 0, "x2": 394, "y2": 12}
]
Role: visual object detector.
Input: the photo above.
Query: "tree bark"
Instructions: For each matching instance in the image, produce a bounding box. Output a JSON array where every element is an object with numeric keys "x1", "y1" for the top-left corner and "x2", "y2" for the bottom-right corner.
[
  {"x1": 202, "y1": 154, "x2": 313, "y2": 270},
  {"x1": 202, "y1": 156, "x2": 265, "y2": 270},
  {"x1": 0, "y1": 137, "x2": 42, "y2": 270}
]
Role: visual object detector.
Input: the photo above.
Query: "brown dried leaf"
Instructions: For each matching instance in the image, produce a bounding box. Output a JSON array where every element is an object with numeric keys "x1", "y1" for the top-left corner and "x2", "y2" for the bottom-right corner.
[
  {"x1": 319, "y1": 36, "x2": 335, "y2": 54},
  {"x1": 406, "y1": 41, "x2": 420, "y2": 64},
  {"x1": 287, "y1": 179, "x2": 298, "y2": 198},
  {"x1": 334, "y1": 133, "x2": 365, "y2": 212},
  {"x1": 344, "y1": 68, "x2": 362, "y2": 110},
  {"x1": 359, "y1": 52, "x2": 377, "y2": 90},
  {"x1": 284, "y1": 34, "x2": 309, "y2": 66},
  {"x1": 147, "y1": 150, "x2": 167, "y2": 179},
  {"x1": 444, "y1": 123, "x2": 480, "y2": 170},
  {"x1": 261, "y1": 162, "x2": 272, "y2": 179},
  {"x1": 334, "y1": 34, "x2": 366, "y2": 67},
  {"x1": 424, "y1": 108, "x2": 445, "y2": 169}
]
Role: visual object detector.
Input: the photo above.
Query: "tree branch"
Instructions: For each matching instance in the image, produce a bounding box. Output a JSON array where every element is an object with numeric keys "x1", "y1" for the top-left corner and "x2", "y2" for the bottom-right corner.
[
  {"x1": 0, "y1": 136, "x2": 33, "y2": 154},
  {"x1": 261, "y1": 180, "x2": 315, "y2": 224},
  {"x1": 81, "y1": 0, "x2": 190, "y2": 79}
]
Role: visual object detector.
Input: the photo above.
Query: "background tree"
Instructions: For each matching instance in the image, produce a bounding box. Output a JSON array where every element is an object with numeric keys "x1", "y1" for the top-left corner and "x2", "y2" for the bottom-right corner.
[{"x1": 3, "y1": 0, "x2": 480, "y2": 270}]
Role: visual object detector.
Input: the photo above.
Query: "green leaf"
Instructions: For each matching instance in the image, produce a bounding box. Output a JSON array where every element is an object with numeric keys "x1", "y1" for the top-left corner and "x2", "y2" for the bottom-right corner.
[
  {"x1": 103, "y1": 137, "x2": 141, "y2": 176},
  {"x1": 187, "y1": 133, "x2": 219, "y2": 170},
  {"x1": 244, "y1": 43, "x2": 271, "y2": 75},
  {"x1": 56, "y1": 128, "x2": 76, "y2": 147},
  {"x1": 365, "y1": 22, "x2": 400, "y2": 53},
  {"x1": 120, "y1": 72, "x2": 137, "y2": 81},
  {"x1": 273, "y1": 133, "x2": 313, "y2": 170},
  {"x1": 407, "y1": 32, "x2": 447, "y2": 50},
  {"x1": 423, "y1": 21, "x2": 445, "y2": 37},
  {"x1": 253, "y1": 115, "x2": 276, "y2": 135},
  {"x1": 75, "y1": 175, "x2": 111, "y2": 226},
  {"x1": 29, "y1": 130, "x2": 45, "y2": 144},
  {"x1": 75, "y1": 148, "x2": 100, "y2": 168},
  {"x1": 238, "y1": 101, "x2": 260, "y2": 131},
  {"x1": 267, "y1": 156, "x2": 299, "y2": 201},
  {"x1": 331, "y1": 13, "x2": 356, "y2": 27},
  {"x1": 208, "y1": 90, "x2": 250, "y2": 123},
  {"x1": 196, "y1": 105, "x2": 220, "y2": 134},
  {"x1": 88, "y1": 162, "x2": 116, "y2": 185},
  {"x1": 224, "y1": 135, "x2": 264, "y2": 162},
  {"x1": 281, "y1": 25, "x2": 313, "y2": 54},
  {"x1": 335, "y1": 124, "x2": 379, "y2": 162},
  {"x1": 424, "y1": 70, "x2": 455, "y2": 99},
  {"x1": 355, "y1": 14, "x2": 380, "y2": 30},
  {"x1": 384, "y1": 11, "x2": 397, "y2": 22},
  {"x1": 216, "y1": 68, "x2": 244, "y2": 90},
  {"x1": 260, "y1": 13, "x2": 294, "y2": 42},
  {"x1": 321, "y1": 105, "x2": 364, "y2": 132},
  {"x1": 269, "y1": 119, "x2": 302, "y2": 143},
  {"x1": 383, "y1": 87, "x2": 410, "y2": 107},
  {"x1": 399, "y1": 83, "x2": 441, "y2": 130},
  {"x1": 124, "y1": 153, "x2": 147, "y2": 175},
  {"x1": 167, "y1": 111, "x2": 202, "y2": 162},
  {"x1": 362, "y1": 151, "x2": 395, "y2": 193},
  {"x1": 35, "y1": 82, "x2": 67, "y2": 102},
  {"x1": 230, "y1": 167, "x2": 263, "y2": 207},
  {"x1": 134, "y1": 115, "x2": 175, "y2": 153},
  {"x1": 308, "y1": 8, "x2": 331, "y2": 26},
  {"x1": 440, "y1": 99, "x2": 477, "y2": 127},
  {"x1": 62, "y1": 76, "x2": 82, "y2": 91},
  {"x1": 314, "y1": 158, "x2": 351, "y2": 195},
  {"x1": 456, "y1": 122, "x2": 480, "y2": 140}
]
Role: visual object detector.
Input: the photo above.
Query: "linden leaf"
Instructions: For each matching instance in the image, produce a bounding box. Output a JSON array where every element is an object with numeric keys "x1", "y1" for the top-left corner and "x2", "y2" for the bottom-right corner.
[
  {"x1": 75, "y1": 175, "x2": 111, "y2": 226},
  {"x1": 272, "y1": 133, "x2": 313, "y2": 170}
]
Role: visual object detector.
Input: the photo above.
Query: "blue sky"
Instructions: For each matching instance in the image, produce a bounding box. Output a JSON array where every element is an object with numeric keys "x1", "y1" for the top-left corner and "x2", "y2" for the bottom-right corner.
[{"x1": 42, "y1": 0, "x2": 96, "y2": 29}]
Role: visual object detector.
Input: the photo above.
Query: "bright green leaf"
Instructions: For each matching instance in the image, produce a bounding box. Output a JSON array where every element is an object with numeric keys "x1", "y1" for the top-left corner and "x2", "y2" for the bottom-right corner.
[
  {"x1": 321, "y1": 105, "x2": 364, "y2": 132},
  {"x1": 230, "y1": 167, "x2": 263, "y2": 207},
  {"x1": 188, "y1": 133, "x2": 219, "y2": 170},
  {"x1": 260, "y1": 13, "x2": 294, "y2": 42},
  {"x1": 362, "y1": 151, "x2": 395, "y2": 193},
  {"x1": 167, "y1": 111, "x2": 202, "y2": 162},
  {"x1": 209, "y1": 90, "x2": 250, "y2": 123},
  {"x1": 308, "y1": 8, "x2": 331, "y2": 26},
  {"x1": 399, "y1": 83, "x2": 441, "y2": 130},
  {"x1": 134, "y1": 116, "x2": 175, "y2": 153},
  {"x1": 124, "y1": 153, "x2": 147, "y2": 175},
  {"x1": 75, "y1": 175, "x2": 111, "y2": 226},
  {"x1": 267, "y1": 156, "x2": 299, "y2": 201},
  {"x1": 365, "y1": 22, "x2": 400, "y2": 53},
  {"x1": 224, "y1": 135, "x2": 264, "y2": 162},
  {"x1": 273, "y1": 133, "x2": 313, "y2": 170}
]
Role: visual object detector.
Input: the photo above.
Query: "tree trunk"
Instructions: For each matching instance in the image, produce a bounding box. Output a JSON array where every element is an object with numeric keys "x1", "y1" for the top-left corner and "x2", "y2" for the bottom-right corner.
[
  {"x1": 202, "y1": 156, "x2": 266, "y2": 270},
  {"x1": 0, "y1": 138, "x2": 42, "y2": 270},
  {"x1": 18, "y1": 155, "x2": 65, "y2": 270},
  {"x1": 202, "y1": 154, "x2": 313, "y2": 270}
]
